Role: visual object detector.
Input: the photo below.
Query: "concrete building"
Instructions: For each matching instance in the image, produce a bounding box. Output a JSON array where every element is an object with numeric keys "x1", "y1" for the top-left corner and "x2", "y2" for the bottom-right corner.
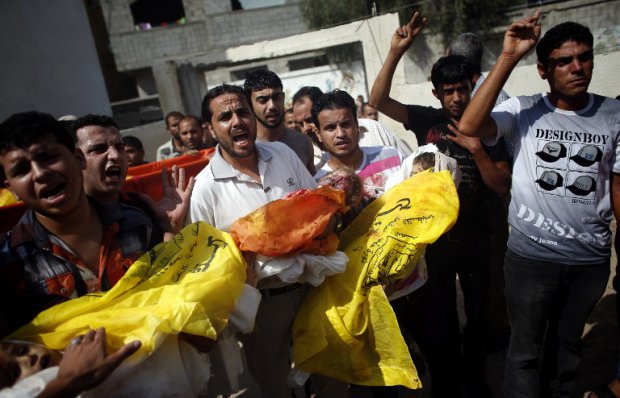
[
  {"x1": 96, "y1": 0, "x2": 619, "y2": 158},
  {"x1": 0, "y1": 0, "x2": 111, "y2": 121},
  {"x1": 100, "y1": 0, "x2": 314, "y2": 125}
]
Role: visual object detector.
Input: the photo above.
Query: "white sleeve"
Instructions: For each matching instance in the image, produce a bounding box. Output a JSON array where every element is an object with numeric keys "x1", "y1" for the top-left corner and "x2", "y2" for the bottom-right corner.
[
  {"x1": 292, "y1": 150, "x2": 318, "y2": 189},
  {"x1": 377, "y1": 122, "x2": 412, "y2": 157},
  {"x1": 0, "y1": 367, "x2": 60, "y2": 398},
  {"x1": 188, "y1": 179, "x2": 215, "y2": 226},
  {"x1": 484, "y1": 97, "x2": 521, "y2": 147}
]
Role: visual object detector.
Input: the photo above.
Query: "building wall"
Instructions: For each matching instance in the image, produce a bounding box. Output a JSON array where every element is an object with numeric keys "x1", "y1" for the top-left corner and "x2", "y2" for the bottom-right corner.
[
  {"x1": 203, "y1": 3, "x2": 306, "y2": 49},
  {"x1": 102, "y1": 0, "x2": 306, "y2": 72},
  {"x1": 400, "y1": 0, "x2": 620, "y2": 86},
  {"x1": 183, "y1": 3, "x2": 620, "y2": 151},
  {"x1": 0, "y1": 0, "x2": 110, "y2": 120},
  {"x1": 111, "y1": 22, "x2": 209, "y2": 71}
]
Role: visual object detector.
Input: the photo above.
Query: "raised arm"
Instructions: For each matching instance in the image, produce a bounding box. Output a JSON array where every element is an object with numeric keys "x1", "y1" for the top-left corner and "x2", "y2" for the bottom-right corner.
[
  {"x1": 459, "y1": 10, "x2": 541, "y2": 138},
  {"x1": 446, "y1": 124, "x2": 511, "y2": 197},
  {"x1": 369, "y1": 12, "x2": 427, "y2": 124}
]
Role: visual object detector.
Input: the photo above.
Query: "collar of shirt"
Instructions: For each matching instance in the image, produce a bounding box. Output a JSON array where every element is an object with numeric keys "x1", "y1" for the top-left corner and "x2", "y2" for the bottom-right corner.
[
  {"x1": 210, "y1": 143, "x2": 274, "y2": 181},
  {"x1": 9, "y1": 197, "x2": 123, "y2": 250}
]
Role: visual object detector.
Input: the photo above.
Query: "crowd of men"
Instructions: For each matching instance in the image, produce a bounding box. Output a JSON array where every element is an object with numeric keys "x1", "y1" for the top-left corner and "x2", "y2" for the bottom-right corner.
[{"x1": 0, "y1": 9, "x2": 619, "y2": 398}]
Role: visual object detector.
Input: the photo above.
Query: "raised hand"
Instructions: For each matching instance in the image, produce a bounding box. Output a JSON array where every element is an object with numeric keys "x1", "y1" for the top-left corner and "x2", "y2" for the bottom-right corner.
[
  {"x1": 446, "y1": 121, "x2": 482, "y2": 155},
  {"x1": 391, "y1": 11, "x2": 427, "y2": 54},
  {"x1": 502, "y1": 10, "x2": 542, "y2": 59},
  {"x1": 141, "y1": 165, "x2": 196, "y2": 235}
]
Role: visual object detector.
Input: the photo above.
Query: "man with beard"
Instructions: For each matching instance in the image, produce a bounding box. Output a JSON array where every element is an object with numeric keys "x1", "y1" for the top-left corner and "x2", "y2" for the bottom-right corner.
[
  {"x1": 188, "y1": 84, "x2": 346, "y2": 398},
  {"x1": 71, "y1": 114, "x2": 194, "y2": 243},
  {"x1": 244, "y1": 70, "x2": 315, "y2": 175},
  {"x1": 370, "y1": 12, "x2": 511, "y2": 397}
]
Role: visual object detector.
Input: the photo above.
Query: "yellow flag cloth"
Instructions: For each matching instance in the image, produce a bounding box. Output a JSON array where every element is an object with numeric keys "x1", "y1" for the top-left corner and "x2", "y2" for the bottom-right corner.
[
  {"x1": 293, "y1": 170, "x2": 459, "y2": 388},
  {"x1": 10, "y1": 222, "x2": 247, "y2": 357},
  {"x1": 0, "y1": 188, "x2": 19, "y2": 206}
]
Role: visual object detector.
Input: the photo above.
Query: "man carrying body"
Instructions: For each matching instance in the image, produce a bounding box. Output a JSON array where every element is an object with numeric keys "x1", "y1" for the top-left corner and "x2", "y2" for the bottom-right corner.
[
  {"x1": 0, "y1": 112, "x2": 158, "y2": 336},
  {"x1": 189, "y1": 84, "x2": 345, "y2": 398},
  {"x1": 244, "y1": 70, "x2": 316, "y2": 175},
  {"x1": 156, "y1": 111, "x2": 185, "y2": 161},
  {"x1": 370, "y1": 12, "x2": 511, "y2": 397},
  {"x1": 458, "y1": 13, "x2": 620, "y2": 397},
  {"x1": 313, "y1": 90, "x2": 403, "y2": 201}
]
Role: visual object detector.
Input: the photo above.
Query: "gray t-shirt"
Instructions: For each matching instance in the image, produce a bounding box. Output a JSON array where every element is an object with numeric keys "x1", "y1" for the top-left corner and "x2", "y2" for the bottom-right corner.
[{"x1": 488, "y1": 93, "x2": 620, "y2": 264}]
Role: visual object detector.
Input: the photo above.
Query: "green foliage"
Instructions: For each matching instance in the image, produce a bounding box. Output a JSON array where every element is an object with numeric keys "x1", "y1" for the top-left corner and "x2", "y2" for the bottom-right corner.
[
  {"x1": 299, "y1": 0, "x2": 513, "y2": 47},
  {"x1": 421, "y1": 0, "x2": 512, "y2": 46},
  {"x1": 299, "y1": 0, "x2": 411, "y2": 30}
]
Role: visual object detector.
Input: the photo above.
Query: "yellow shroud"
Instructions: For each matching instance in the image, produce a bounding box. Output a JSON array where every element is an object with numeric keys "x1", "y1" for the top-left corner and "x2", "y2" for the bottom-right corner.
[
  {"x1": 10, "y1": 222, "x2": 247, "y2": 356},
  {"x1": 293, "y1": 170, "x2": 459, "y2": 388}
]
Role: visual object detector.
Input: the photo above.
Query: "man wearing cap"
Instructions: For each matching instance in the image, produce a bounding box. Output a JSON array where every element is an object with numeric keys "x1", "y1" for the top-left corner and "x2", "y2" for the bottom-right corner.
[{"x1": 458, "y1": 13, "x2": 620, "y2": 397}]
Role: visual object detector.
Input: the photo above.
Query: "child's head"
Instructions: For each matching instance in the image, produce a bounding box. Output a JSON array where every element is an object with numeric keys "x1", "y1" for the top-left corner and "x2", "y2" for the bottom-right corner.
[
  {"x1": 317, "y1": 167, "x2": 363, "y2": 208},
  {"x1": 0, "y1": 341, "x2": 62, "y2": 388},
  {"x1": 410, "y1": 152, "x2": 436, "y2": 176}
]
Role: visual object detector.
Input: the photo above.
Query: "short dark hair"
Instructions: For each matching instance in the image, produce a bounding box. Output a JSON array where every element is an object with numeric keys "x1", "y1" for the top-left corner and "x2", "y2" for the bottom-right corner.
[
  {"x1": 165, "y1": 111, "x2": 184, "y2": 127},
  {"x1": 0, "y1": 111, "x2": 76, "y2": 182},
  {"x1": 179, "y1": 115, "x2": 201, "y2": 127},
  {"x1": 202, "y1": 84, "x2": 248, "y2": 122},
  {"x1": 311, "y1": 89, "x2": 357, "y2": 129},
  {"x1": 430, "y1": 55, "x2": 474, "y2": 89},
  {"x1": 68, "y1": 114, "x2": 119, "y2": 145},
  {"x1": 292, "y1": 86, "x2": 324, "y2": 105},
  {"x1": 449, "y1": 32, "x2": 483, "y2": 75},
  {"x1": 69, "y1": 114, "x2": 118, "y2": 134},
  {"x1": 536, "y1": 22, "x2": 593, "y2": 68},
  {"x1": 122, "y1": 135, "x2": 144, "y2": 150},
  {"x1": 0, "y1": 111, "x2": 75, "y2": 155},
  {"x1": 243, "y1": 69, "x2": 282, "y2": 97}
]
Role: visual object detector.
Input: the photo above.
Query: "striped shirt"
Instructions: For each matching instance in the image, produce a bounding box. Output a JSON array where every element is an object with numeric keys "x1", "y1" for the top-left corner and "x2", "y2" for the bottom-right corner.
[{"x1": 314, "y1": 146, "x2": 404, "y2": 200}]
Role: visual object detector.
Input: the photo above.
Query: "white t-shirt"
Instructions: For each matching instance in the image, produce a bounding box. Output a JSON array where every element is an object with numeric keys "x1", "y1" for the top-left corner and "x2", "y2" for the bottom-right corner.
[
  {"x1": 189, "y1": 141, "x2": 317, "y2": 231},
  {"x1": 358, "y1": 118, "x2": 413, "y2": 156},
  {"x1": 488, "y1": 93, "x2": 620, "y2": 264}
]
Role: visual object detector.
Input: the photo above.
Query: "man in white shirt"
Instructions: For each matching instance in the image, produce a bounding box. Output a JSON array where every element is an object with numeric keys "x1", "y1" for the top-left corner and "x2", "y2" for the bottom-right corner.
[{"x1": 189, "y1": 84, "x2": 344, "y2": 398}]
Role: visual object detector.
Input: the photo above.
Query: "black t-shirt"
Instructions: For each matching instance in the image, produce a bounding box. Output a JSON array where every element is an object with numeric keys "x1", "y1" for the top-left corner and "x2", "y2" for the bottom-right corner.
[{"x1": 404, "y1": 105, "x2": 509, "y2": 236}]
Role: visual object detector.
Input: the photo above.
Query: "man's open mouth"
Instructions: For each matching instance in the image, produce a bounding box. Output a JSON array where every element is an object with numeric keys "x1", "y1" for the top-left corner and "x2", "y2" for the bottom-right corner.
[
  {"x1": 105, "y1": 166, "x2": 122, "y2": 179},
  {"x1": 40, "y1": 183, "x2": 66, "y2": 199}
]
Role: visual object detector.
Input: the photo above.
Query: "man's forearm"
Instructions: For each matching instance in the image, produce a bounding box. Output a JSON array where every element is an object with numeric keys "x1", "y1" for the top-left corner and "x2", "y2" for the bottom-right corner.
[{"x1": 459, "y1": 54, "x2": 521, "y2": 138}]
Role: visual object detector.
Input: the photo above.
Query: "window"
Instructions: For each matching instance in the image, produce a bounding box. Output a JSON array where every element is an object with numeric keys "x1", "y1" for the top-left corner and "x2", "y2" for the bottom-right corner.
[
  {"x1": 234, "y1": 0, "x2": 285, "y2": 11},
  {"x1": 130, "y1": 0, "x2": 185, "y2": 30}
]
